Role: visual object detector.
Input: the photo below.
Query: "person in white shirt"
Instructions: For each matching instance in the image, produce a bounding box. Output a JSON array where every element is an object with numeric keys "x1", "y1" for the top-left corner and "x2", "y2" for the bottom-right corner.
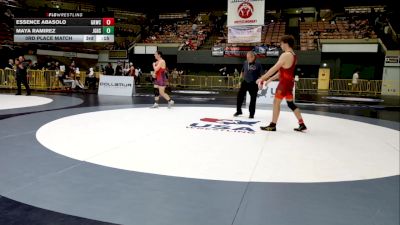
[
  {"x1": 5, "y1": 59, "x2": 14, "y2": 69},
  {"x1": 123, "y1": 64, "x2": 130, "y2": 76},
  {"x1": 86, "y1": 67, "x2": 97, "y2": 89},
  {"x1": 72, "y1": 75, "x2": 85, "y2": 91},
  {"x1": 134, "y1": 67, "x2": 140, "y2": 85},
  {"x1": 192, "y1": 23, "x2": 198, "y2": 35},
  {"x1": 86, "y1": 68, "x2": 94, "y2": 79},
  {"x1": 352, "y1": 70, "x2": 360, "y2": 92}
]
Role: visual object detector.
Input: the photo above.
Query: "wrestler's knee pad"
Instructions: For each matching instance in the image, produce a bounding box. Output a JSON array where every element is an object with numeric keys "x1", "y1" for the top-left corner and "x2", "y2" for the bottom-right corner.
[{"x1": 287, "y1": 101, "x2": 298, "y2": 111}]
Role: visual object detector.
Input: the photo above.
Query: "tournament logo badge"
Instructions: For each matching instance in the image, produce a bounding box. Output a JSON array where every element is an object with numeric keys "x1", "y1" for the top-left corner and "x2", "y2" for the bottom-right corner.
[{"x1": 237, "y1": 1, "x2": 254, "y2": 19}]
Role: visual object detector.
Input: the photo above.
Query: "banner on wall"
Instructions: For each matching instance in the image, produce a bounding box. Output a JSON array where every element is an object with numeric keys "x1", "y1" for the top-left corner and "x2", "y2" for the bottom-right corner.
[
  {"x1": 266, "y1": 47, "x2": 280, "y2": 57},
  {"x1": 381, "y1": 67, "x2": 400, "y2": 96},
  {"x1": 227, "y1": 0, "x2": 265, "y2": 27},
  {"x1": 382, "y1": 54, "x2": 400, "y2": 96},
  {"x1": 224, "y1": 46, "x2": 254, "y2": 57},
  {"x1": 223, "y1": 46, "x2": 279, "y2": 58},
  {"x1": 98, "y1": 75, "x2": 135, "y2": 96},
  {"x1": 211, "y1": 46, "x2": 224, "y2": 56},
  {"x1": 228, "y1": 26, "x2": 262, "y2": 44},
  {"x1": 385, "y1": 55, "x2": 400, "y2": 66}
]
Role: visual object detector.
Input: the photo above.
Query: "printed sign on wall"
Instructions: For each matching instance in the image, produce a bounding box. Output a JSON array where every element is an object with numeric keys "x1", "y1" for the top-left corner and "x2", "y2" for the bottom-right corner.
[{"x1": 227, "y1": 0, "x2": 265, "y2": 27}]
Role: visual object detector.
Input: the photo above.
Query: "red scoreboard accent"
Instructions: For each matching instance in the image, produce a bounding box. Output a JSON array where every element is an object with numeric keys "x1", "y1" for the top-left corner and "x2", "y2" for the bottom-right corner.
[{"x1": 102, "y1": 18, "x2": 115, "y2": 26}]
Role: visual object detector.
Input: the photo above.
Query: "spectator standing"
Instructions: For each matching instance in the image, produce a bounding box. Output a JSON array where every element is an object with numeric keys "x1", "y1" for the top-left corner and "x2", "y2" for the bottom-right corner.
[
  {"x1": 171, "y1": 68, "x2": 179, "y2": 86},
  {"x1": 135, "y1": 67, "x2": 141, "y2": 85},
  {"x1": 69, "y1": 61, "x2": 76, "y2": 76},
  {"x1": 57, "y1": 65, "x2": 66, "y2": 88},
  {"x1": 352, "y1": 69, "x2": 360, "y2": 92},
  {"x1": 234, "y1": 68, "x2": 240, "y2": 77},
  {"x1": 55, "y1": 62, "x2": 60, "y2": 70},
  {"x1": 5, "y1": 59, "x2": 14, "y2": 69},
  {"x1": 86, "y1": 68, "x2": 97, "y2": 89},
  {"x1": 115, "y1": 62, "x2": 123, "y2": 76},
  {"x1": 105, "y1": 63, "x2": 114, "y2": 75},
  {"x1": 100, "y1": 65, "x2": 105, "y2": 74},
  {"x1": 123, "y1": 64, "x2": 130, "y2": 76}
]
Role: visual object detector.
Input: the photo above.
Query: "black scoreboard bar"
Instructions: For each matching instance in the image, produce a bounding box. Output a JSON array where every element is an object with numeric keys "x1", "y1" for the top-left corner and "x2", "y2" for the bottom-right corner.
[
  {"x1": 15, "y1": 26, "x2": 111, "y2": 35},
  {"x1": 14, "y1": 18, "x2": 112, "y2": 26},
  {"x1": 14, "y1": 13, "x2": 115, "y2": 43},
  {"x1": 13, "y1": 12, "x2": 114, "y2": 18},
  {"x1": 13, "y1": 35, "x2": 114, "y2": 42}
]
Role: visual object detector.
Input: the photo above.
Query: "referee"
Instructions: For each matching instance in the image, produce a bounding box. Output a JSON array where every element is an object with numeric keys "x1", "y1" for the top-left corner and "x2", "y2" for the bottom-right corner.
[
  {"x1": 234, "y1": 51, "x2": 264, "y2": 119},
  {"x1": 15, "y1": 56, "x2": 31, "y2": 96}
]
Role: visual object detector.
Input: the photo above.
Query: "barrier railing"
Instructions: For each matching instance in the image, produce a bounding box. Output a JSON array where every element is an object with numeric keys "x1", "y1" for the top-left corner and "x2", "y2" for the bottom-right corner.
[
  {"x1": 0, "y1": 69, "x2": 17, "y2": 89},
  {"x1": 0, "y1": 69, "x2": 87, "y2": 91},
  {"x1": 0, "y1": 69, "x2": 391, "y2": 96},
  {"x1": 141, "y1": 74, "x2": 239, "y2": 89},
  {"x1": 370, "y1": 80, "x2": 383, "y2": 95},
  {"x1": 329, "y1": 79, "x2": 383, "y2": 96},
  {"x1": 295, "y1": 78, "x2": 318, "y2": 92},
  {"x1": 28, "y1": 70, "x2": 47, "y2": 90}
]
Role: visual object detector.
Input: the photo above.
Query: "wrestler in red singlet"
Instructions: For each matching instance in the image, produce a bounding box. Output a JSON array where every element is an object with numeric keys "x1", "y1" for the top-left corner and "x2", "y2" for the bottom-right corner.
[
  {"x1": 256, "y1": 35, "x2": 307, "y2": 132},
  {"x1": 154, "y1": 64, "x2": 167, "y2": 87},
  {"x1": 275, "y1": 51, "x2": 297, "y2": 100},
  {"x1": 151, "y1": 51, "x2": 174, "y2": 108}
]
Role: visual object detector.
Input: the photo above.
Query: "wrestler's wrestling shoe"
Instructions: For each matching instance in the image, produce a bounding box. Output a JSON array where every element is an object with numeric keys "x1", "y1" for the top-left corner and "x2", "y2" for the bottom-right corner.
[
  {"x1": 168, "y1": 100, "x2": 174, "y2": 109},
  {"x1": 294, "y1": 123, "x2": 307, "y2": 132},
  {"x1": 260, "y1": 123, "x2": 276, "y2": 131}
]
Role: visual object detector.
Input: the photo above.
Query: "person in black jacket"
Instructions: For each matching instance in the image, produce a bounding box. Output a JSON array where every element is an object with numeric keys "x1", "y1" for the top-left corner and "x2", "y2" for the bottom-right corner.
[
  {"x1": 115, "y1": 61, "x2": 123, "y2": 76},
  {"x1": 105, "y1": 62, "x2": 114, "y2": 75},
  {"x1": 15, "y1": 56, "x2": 31, "y2": 96}
]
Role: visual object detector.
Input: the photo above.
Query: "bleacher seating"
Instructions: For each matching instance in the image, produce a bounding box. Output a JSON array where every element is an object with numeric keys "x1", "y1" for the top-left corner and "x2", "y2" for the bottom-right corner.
[
  {"x1": 299, "y1": 19, "x2": 378, "y2": 51},
  {"x1": 115, "y1": 24, "x2": 141, "y2": 37},
  {"x1": 144, "y1": 23, "x2": 210, "y2": 50},
  {"x1": 0, "y1": 1, "x2": 16, "y2": 45},
  {"x1": 263, "y1": 22, "x2": 286, "y2": 46}
]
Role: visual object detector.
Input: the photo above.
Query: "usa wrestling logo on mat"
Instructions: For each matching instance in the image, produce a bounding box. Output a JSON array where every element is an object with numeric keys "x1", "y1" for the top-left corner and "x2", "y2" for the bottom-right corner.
[{"x1": 187, "y1": 118, "x2": 260, "y2": 134}]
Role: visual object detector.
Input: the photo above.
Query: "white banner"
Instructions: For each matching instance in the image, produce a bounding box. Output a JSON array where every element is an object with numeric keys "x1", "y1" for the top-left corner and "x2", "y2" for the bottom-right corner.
[
  {"x1": 246, "y1": 81, "x2": 295, "y2": 105},
  {"x1": 98, "y1": 75, "x2": 135, "y2": 96},
  {"x1": 381, "y1": 67, "x2": 400, "y2": 96},
  {"x1": 228, "y1": 0, "x2": 265, "y2": 27},
  {"x1": 228, "y1": 26, "x2": 262, "y2": 43}
]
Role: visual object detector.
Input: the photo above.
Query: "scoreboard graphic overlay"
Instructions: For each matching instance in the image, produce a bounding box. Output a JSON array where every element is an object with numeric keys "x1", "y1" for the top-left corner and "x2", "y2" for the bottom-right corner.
[{"x1": 14, "y1": 12, "x2": 114, "y2": 43}]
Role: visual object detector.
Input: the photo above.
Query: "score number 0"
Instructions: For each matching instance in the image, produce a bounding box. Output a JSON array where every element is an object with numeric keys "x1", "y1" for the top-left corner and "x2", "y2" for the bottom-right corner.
[{"x1": 102, "y1": 18, "x2": 115, "y2": 26}]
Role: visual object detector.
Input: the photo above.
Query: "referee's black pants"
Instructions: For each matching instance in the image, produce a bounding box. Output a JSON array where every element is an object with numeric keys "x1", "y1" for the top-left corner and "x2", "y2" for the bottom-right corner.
[
  {"x1": 16, "y1": 75, "x2": 31, "y2": 95},
  {"x1": 236, "y1": 81, "x2": 258, "y2": 117}
]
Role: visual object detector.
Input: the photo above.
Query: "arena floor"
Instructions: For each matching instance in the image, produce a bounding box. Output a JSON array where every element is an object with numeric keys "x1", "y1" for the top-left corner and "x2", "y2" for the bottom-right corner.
[{"x1": 0, "y1": 91, "x2": 399, "y2": 225}]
